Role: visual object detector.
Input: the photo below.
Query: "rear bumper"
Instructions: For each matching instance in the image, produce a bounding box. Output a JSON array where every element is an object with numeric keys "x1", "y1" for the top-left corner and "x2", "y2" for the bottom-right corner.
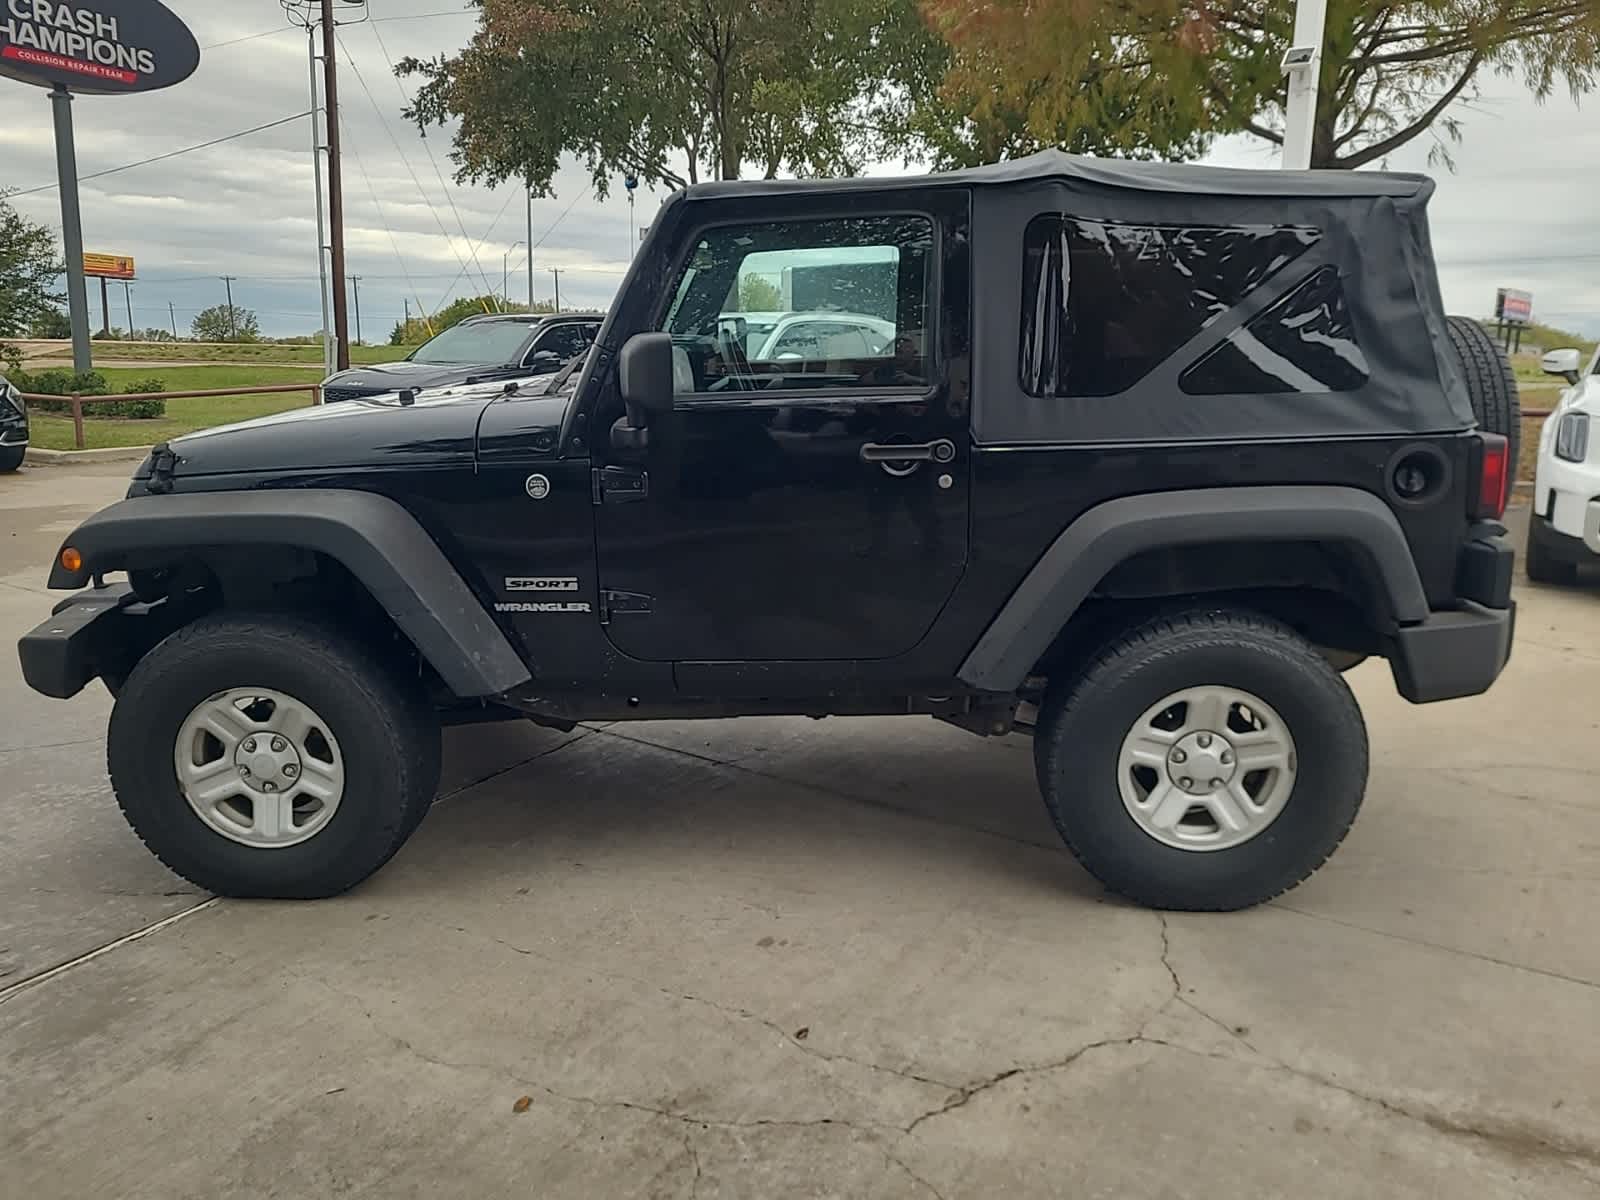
[
  {"x1": 1389, "y1": 600, "x2": 1515, "y2": 703},
  {"x1": 17, "y1": 584, "x2": 137, "y2": 699},
  {"x1": 1389, "y1": 526, "x2": 1514, "y2": 703}
]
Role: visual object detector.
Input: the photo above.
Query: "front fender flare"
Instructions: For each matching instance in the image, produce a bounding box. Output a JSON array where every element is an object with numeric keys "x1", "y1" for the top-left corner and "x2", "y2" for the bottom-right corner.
[
  {"x1": 49, "y1": 489, "x2": 531, "y2": 699},
  {"x1": 958, "y1": 485, "x2": 1430, "y2": 692}
]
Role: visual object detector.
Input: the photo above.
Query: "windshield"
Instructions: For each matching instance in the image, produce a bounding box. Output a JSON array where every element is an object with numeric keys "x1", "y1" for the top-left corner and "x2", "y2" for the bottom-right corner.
[{"x1": 410, "y1": 321, "x2": 532, "y2": 365}]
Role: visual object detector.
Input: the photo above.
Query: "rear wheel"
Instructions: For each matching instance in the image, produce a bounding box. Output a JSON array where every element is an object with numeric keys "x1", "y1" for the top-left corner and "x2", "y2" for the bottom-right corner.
[
  {"x1": 1035, "y1": 609, "x2": 1367, "y2": 911},
  {"x1": 108, "y1": 613, "x2": 441, "y2": 898},
  {"x1": 1445, "y1": 315, "x2": 1521, "y2": 468},
  {"x1": 0, "y1": 444, "x2": 24, "y2": 473}
]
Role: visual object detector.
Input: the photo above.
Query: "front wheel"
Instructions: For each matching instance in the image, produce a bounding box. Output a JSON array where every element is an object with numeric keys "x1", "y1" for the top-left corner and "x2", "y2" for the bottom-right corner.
[
  {"x1": 108, "y1": 613, "x2": 441, "y2": 898},
  {"x1": 1035, "y1": 609, "x2": 1368, "y2": 911},
  {"x1": 0, "y1": 443, "x2": 24, "y2": 473}
]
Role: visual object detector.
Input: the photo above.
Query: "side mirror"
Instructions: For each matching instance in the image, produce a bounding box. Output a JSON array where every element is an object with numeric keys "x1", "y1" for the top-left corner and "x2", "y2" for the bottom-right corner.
[
  {"x1": 1543, "y1": 348, "x2": 1582, "y2": 386},
  {"x1": 618, "y1": 332, "x2": 676, "y2": 423},
  {"x1": 527, "y1": 349, "x2": 562, "y2": 373}
]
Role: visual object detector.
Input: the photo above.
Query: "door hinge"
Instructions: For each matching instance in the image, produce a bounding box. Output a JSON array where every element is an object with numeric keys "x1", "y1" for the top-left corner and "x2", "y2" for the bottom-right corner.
[
  {"x1": 599, "y1": 590, "x2": 653, "y2": 624},
  {"x1": 592, "y1": 465, "x2": 648, "y2": 504}
]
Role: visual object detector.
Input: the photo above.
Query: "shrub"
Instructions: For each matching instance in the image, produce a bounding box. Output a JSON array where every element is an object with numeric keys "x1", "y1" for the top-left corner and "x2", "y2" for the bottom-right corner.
[{"x1": 25, "y1": 369, "x2": 167, "y2": 419}]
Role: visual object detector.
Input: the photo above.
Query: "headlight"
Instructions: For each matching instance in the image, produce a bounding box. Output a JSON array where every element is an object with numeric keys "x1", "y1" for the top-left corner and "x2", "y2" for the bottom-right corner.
[
  {"x1": 1555, "y1": 411, "x2": 1590, "y2": 463},
  {"x1": 0, "y1": 383, "x2": 23, "y2": 418}
]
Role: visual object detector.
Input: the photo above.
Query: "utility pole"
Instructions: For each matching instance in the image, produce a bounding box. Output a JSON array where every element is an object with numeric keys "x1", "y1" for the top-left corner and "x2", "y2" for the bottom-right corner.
[
  {"x1": 221, "y1": 276, "x2": 238, "y2": 340},
  {"x1": 550, "y1": 269, "x2": 561, "y2": 313},
  {"x1": 321, "y1": 0, "x2": 352, "y2": 370},
  {"x1": 349, "y1": 276, "x2": 363, "y2": 345},
  {"x1": 307, "y1": 23, "x2": 333, "y2": 377},
  {"x1": 526, "y1": 183, "x2": 535, "y2": 307},
  {"x1": 169, "y1": 301, "x2": 178, "y2": 340},
  {"x1": 404, "y1": 296, "x2": 410, "y2": 332},
  {"x1": 122, "y1": 281, "x2": 134, "y2": 338}
]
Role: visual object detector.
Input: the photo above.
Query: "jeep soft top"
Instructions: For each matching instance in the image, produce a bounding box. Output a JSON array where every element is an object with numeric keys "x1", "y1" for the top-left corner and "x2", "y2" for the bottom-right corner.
[{"x1": 19, "y1": 151, "x2": 1515, "y2": 910}]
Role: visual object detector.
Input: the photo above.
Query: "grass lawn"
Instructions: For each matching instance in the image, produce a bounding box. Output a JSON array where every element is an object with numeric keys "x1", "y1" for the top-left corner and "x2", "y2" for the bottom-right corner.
[
  {"x1": 28, "y1": 364, "x2": 324, "y2": 451},
  {"x1": 31, "y1": 342, "x2": 415, "y2": 367}
]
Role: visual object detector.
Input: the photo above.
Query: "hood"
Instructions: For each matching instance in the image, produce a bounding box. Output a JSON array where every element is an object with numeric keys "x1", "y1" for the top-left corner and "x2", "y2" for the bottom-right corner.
[
  {"x1": 323, "y1": 358, "x2": 521, "y2": 394},
  {"x1": 162, "y1": 379, "x2": 522, "y2": 478},
  {"x1": 1560, "y1": 375, "x2": 1600, "y2": 417}
]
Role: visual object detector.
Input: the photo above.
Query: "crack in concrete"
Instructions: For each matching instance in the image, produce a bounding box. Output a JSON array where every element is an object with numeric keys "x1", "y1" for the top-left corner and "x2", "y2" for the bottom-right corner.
[
  {"x1": 682, "y1": 1131, "x2": 703, "y2": 1200},
  {"x1": 433, "y1": 730, "x2": 592, "y2": 805},
  {"x1": 437, "y1": 917, "x2": 964, "y2": 1098},
  {"x1": 584, "y1": 723, "x2": 1057, "y2": 854},
  {"x1": 880, "y1": 1148, "x2": 948, "y2": 1200},
  {"x1": 1272, "y1": 903, "x2": 1600, "y2": 992}
]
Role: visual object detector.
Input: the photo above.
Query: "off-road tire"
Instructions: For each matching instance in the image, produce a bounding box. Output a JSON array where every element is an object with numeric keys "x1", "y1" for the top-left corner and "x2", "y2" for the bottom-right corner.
[
  {"x1": 1525, "y1": 523, "x2": 1578, "y2": 585},
  {"x1": 1034, "y1": 608, "x2": 1368, "y2": 911},
  {"x1": 1446, "y1": 315, "x2": 1520, "y2": 469},
  {"x1": 108, "y1": 613, "x2": 441, "y2": 899},
  {"x1": 0, "y1": 444, "x2": 24, "y2": 473}
]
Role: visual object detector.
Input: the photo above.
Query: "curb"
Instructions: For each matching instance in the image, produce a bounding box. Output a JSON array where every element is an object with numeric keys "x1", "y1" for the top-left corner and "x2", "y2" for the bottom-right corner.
[{"x1": 25, "y1": 445, "x2": 153, "y2": 466}]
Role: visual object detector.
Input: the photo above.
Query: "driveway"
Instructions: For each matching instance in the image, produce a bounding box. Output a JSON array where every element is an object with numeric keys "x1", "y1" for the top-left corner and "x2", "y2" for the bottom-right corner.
[{"x1": 2, "y1": 463, "x2": 1597, "y2": 1198}]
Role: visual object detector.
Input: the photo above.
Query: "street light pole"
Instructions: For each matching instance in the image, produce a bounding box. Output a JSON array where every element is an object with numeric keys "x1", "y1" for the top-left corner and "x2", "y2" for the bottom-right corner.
[
  {"x1": 123, "y1": 281, "x2": 134, "y2": 337},
  {"x1": 1280, "y1": 0, "x2": 1329, "y2": 169},
  {"x1": 526, "y1": 184, "x2": 534, "y2": 307},
  {"x1": 549, "y1": 269, "x2": 561, "y2": 313},
  {"x1": 503, "y1": 241, "x2": 524, "y2": 308}
]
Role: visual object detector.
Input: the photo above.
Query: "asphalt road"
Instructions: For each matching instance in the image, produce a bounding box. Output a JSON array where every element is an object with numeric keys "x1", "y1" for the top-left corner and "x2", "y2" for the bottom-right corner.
[{"x1": 2, "y1": 461, "x2": 1598, "y2": 1198}]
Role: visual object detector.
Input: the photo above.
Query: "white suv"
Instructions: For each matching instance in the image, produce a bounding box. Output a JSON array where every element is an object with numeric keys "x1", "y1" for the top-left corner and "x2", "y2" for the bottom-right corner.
[{"x1": 1529, "y1": 344, "x2": 1600, "y2": 582}]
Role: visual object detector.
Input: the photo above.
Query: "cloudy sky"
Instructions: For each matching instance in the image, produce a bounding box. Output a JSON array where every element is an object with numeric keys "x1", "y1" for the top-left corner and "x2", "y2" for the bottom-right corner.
[{"x1": 2, "y1": 0, "x2": 1596, "y2": 342}]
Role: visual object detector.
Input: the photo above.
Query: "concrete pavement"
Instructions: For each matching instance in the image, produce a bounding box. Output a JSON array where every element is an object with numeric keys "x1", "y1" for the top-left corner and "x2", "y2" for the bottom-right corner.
[{"x1": 2, "y1": 462, "x2": 1597, "y2": 1198}]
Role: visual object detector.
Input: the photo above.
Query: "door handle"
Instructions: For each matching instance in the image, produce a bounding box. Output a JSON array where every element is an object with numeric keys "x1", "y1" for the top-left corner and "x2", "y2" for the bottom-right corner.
[{"x1": 860, "y1": 439, "x2": 956, "y2": 465}]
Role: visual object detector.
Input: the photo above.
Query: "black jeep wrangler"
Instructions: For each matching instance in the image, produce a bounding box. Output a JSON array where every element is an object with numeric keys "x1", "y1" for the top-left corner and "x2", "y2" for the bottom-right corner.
[{"x1": 18, "y1": 152, "x2": 1516, "y2": 911}]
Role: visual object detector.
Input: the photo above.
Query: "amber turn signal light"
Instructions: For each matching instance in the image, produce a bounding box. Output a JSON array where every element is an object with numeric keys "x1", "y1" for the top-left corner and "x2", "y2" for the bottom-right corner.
[{"x1": 59, "y1": 547, "x2": 83, "y2": 573}]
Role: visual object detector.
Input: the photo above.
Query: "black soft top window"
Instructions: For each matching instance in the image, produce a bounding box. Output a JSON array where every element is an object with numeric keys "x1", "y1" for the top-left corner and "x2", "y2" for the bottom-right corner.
[{"x1": 1019, "y1": 217, "x2": 1320, "y2": 397}]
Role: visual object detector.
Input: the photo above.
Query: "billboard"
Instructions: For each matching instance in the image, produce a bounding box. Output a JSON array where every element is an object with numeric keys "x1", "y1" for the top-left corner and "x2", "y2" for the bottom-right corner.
[
  {"x1": 0, "y1": 0, "x2": 199, "y2": 95},
  {"x1": 83, "y1": 252, "x2": 134, "y2": 279},
  {"x1": 1495, "y1": 288, "x2": 1533, "y2": 325}
]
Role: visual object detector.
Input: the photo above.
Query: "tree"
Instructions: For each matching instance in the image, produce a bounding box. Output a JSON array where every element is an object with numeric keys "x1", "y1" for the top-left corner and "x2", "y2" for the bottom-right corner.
[
  {"x1": 921, "y1": 1, "x2": 1600, "y2": 169},
  {"x1": 1, "y1": 191, "x2": 63, "y2": 339},
  {"x1": 192, "y1": 305, "x2": 260, "y2": 343},
  {"x1": 387, "y1": 294, "x2": 556, "y2": 345},
  {"x1": 735, "y1": 275, "x2": 784, "y2": 312},
  {"x1": 30, "y1": 307, "x2": 73, "y2": 339},
  {"x1": 399, "y1": 0, "x2": 931, "y2": 193}
]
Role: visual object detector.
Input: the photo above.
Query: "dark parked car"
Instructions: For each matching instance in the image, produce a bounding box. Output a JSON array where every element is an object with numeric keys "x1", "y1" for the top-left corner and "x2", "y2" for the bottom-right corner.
[
  {"x1": 1, "y1": 375, "x2": 27, "y2": 472},
  {"x1": 20, "y1": 151, "x2": 1516, "y2": 911},
  {"x1": 320, "y1": 312, "x2": 601, "y2": 403}
]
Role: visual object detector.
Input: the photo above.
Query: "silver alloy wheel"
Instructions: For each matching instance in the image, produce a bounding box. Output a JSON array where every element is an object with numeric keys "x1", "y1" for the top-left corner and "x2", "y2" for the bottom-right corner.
[
  {"x1": 174, "y1": 687, "x2": 345, "y2": 849},
  {"x1": 1116, "y1": 685, "x2": 1297, "y2": 852}
]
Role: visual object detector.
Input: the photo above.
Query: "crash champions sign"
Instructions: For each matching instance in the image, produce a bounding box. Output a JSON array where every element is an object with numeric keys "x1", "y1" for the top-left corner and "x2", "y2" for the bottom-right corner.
[{"x1": 0, "y1": 0, "x2": 198, "y2": 94}]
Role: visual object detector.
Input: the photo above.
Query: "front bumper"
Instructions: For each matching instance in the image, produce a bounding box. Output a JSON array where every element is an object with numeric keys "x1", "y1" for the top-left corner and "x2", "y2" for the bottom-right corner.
[
  {"x1": 1529, "y1": 511, "x2": 1600, "y2": 566},
  {"x1": 17, "y1": 584, "x2": 138, "y2": 699}
]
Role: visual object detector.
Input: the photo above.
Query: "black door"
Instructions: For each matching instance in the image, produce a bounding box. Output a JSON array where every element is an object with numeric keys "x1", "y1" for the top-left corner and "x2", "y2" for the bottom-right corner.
[{"x1": 593, "y1": 207, "x2": 971, "y2": 663}]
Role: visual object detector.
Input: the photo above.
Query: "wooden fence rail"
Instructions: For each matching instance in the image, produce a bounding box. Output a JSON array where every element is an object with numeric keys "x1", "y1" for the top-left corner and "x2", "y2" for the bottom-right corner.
[{"x1": 19, "y1": 383, "x2": 323, "y2": 450}]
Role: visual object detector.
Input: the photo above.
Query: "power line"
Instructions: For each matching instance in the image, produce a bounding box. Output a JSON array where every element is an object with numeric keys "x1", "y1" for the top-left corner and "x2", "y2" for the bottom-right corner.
[
  {"x1": 336, "y1": 38, "x2": 497, "y2": 300},
  {"x1": 365, "y1": 20, "x2": 499, "y2": 301},
  {"x1": 204, "y1": 9, "x2": 471, "y2": 48},
  {"x1": 10, "y1": 112, "x2": 311, "y2": 197},
  {"x1": 339, "y1": 105, "x2": 436, "y2": 333}
]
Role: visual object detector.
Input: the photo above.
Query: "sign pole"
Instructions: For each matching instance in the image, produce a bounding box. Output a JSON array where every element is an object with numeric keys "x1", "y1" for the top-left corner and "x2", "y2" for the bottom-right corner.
[{"x1": 49, "y1": 84, "x2": 92, "y2": 372}]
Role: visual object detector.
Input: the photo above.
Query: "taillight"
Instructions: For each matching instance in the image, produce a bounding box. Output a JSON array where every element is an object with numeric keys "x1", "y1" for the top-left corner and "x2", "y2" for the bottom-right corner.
[{"x1": 1472, "y1": 432, "x2": 1509, "y2": 520}]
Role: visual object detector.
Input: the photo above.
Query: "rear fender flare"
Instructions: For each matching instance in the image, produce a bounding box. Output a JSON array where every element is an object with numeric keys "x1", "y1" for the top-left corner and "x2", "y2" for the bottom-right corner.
[
  {"x1": 49, "y1": 489, "x2": 531, "y2": 699},
  {"x1": 957, "y1": 485, "x2": 1429, "y2": 692}
]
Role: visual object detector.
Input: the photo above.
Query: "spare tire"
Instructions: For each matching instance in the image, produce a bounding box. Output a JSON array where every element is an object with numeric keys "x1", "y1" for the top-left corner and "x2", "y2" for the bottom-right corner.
[{"x1": 1445, "y1": 315, "x2": 1521, "y2": 469}]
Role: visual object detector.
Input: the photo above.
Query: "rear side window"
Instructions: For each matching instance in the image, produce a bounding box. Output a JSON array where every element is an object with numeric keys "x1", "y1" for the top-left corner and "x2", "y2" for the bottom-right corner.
[
  {"x1": 1019, "y1": 217, "x2": 1320, "y2": 397},
  {"x1": 1180, "y1": 266, "x2": 1371, "y2": 396}
]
